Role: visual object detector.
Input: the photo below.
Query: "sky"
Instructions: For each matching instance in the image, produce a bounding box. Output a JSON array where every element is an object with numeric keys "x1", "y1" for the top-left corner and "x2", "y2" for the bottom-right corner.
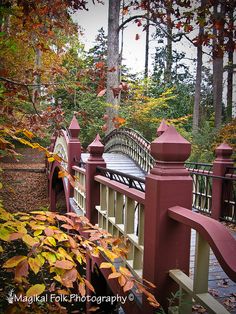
[{"x1": 72, "y1": 1, "x2": 197, "y2": 75}]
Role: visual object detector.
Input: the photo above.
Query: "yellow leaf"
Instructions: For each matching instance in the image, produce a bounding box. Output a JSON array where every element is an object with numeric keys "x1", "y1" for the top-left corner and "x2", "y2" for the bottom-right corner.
[
  {"x1": 26, "y1": 284, "x2": 45, "y2": 297},
  {"x1": 45, "y1": 236, "x2": 56, "y2": 247},
  {"x1": 34, "y1": 230, "x2": 43, "y2": 236},
  {"x1": 100, "y1": 262, "x2": 113, "y2": 269},
  {"x1": 3, "y1": 255, "x2": 27, "y2": 268},
  {"x1": 103, "y1": 249, "x2": 119, "y2": 262},
  {"x1": 22, "y1": 129, "x2": 34, "y2": 139},
  {"x1": 28, "y1": 257, "x2": 41, "y2": 274},
  {"x1": 22, "y1": 234, "x2": 39, "y2": 247},
  {"x1": 41, "y1": 252, "x2": 57, "y2": 264},
  {"x1": 0, "y1": 245, "x2": 4, "y2": 253},
  {"x1": 0, "y1": 208, "x2": 13, "y2": 221},
  {"x1": 58, "y1": 247, "x2": 73, "y2": 261},
  {"x1": 48, "y1": 157, "x2": 54, "y2": 163}
]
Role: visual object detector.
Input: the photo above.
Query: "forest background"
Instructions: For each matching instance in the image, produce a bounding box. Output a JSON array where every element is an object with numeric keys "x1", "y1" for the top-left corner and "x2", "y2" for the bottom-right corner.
[{"x1": 0, "y1": 0, "x2": 235, "y2": 162}]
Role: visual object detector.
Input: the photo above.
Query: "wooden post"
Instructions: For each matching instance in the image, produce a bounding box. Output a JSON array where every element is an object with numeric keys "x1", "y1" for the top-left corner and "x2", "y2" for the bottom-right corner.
[
  {"x1": 67, "y1": 115, "x2": 81, "y2": 199},
  {"x1": 211, "y1": 143, "x2": 233, "y2": 220},
  {"x1": 85, "y1": 134, "x2": 106, "y2": 225},
  {"x1": 143, "y1": 126, "x2": 192, "y2": 311}
]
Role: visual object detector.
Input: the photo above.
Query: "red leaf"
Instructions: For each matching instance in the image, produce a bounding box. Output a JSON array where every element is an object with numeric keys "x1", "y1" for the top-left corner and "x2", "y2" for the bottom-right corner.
[
  {"x1": 95, "y1": 61, "x2": 105, "y2": 69},
  {"x1": 108, "y1": 66, "x2": 116, "y2": 72},
  {"x1": 111, "y1": 87, "x2": 121, "y2": 98},
  {"x1": 97, "y1": 89, "x2": 106, "y2": 97},
  {"x1": 15, "y1": 259, "x2": 29, "y2": 279}
]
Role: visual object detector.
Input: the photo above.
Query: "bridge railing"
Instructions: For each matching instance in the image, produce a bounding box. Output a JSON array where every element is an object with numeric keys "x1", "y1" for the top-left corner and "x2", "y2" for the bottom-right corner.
[
  {"x1": 168, "y1": 206, "x2": 236, "y2": 314},
  {"x1": 95, "y1": 174, "x2": 145, "y2": 279},
  {"x1": 72, "y1": 166, "x2": 86, "y2": 215},
  {"x1": 185, "y1": 147, "x2": 235, "y2": 223},
  {"x1": 49, "y1": 116, "x2": 236, "y2": 313}
]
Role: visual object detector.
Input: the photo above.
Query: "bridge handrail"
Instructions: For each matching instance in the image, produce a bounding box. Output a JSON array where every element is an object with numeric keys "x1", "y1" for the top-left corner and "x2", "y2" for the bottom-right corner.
[
  {"x1": 96, "y1": 166, "x2": 145, "y2": 192},
  {"x1": 168, "y1": 206, "x2": 236, "y2": 281},
  {"x1": 102, "y1": 128, "x2": 155, "y2": 173}
]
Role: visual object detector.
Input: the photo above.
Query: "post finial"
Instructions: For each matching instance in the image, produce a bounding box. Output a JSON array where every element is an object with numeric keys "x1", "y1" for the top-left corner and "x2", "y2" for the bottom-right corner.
[
  {"x1": 69, "y1": 115, "x2": 80, "y2": 138},
  {"x1": 88, "y1": 134, "x2": 104, "y2": 160},
  {"x1": 150, "y1": 126, "x2": 191, "y2": 176},
  {"x1": 157, "y1": 119, "x2": 169, "y2": 137}
]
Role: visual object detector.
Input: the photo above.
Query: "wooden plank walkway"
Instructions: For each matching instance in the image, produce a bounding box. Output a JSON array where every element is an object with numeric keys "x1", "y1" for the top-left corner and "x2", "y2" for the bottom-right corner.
[{"x1": 190, "y1": 229, "x2": 236, "y2": 313}]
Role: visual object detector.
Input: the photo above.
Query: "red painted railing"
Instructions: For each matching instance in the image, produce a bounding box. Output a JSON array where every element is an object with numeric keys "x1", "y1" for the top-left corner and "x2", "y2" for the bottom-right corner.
[{"x1": 48, "y1": 116, "x2": 236, "y2": 313}]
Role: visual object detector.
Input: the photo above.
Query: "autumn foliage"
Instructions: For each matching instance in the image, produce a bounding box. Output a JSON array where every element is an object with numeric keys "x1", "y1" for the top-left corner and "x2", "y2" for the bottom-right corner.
[{"x1": 0, "y1": 205, "x2": 159, "y2": 313}]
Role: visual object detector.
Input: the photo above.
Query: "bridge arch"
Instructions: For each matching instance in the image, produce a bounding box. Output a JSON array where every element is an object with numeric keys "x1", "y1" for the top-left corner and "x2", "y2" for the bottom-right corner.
[{"x1": 103, "y1": 127, "x2": 154, "y2": 173}]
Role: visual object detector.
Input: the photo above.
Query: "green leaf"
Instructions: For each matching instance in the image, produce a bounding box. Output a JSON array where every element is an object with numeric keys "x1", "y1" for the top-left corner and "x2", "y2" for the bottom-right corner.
[{"x1": 0, "y1": 227, "x2": 10, "y2": 241}]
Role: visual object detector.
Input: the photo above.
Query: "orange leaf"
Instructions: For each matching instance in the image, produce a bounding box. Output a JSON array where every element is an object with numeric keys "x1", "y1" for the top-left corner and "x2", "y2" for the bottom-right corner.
[
  {"x1": 54, "y1": 260, "x2": 74, "y2": 270},
  {"x1": 61, "y1": 224, "x2": 74, "y2": 230},
  {"x1": 88, "y1": 306, "x2": 100, "y2": 312},
  {"x1": 123, "y1": 280, "x2": 134, "y2": 292},
  {"x1": 79, "y1": 282, "x2": 86, "y2": 296},
  {"x1": 119, "y1": 266, "x2": 132, "y2": 277},
  {"x1": 143, "y1": 278, "x2": 156, "y2": 288},
  {"x1": 44, "y1": 228, "x2": 54, "y2": 237},
  {"x1": 118, "y1": 275, "x2": 126, "y2": 287},
  {"x1": 108, "y1": 272, "x2": 121, "y2": 279},
  {"x1": 3, "y1": 255, "x2": 27, "y2": 268},
  {"x1": 84, "y1": 279, "x2": 95, "y2": 293},
  {"x1": 62, "y1": 268, "x2": 78, "y2": 283}
]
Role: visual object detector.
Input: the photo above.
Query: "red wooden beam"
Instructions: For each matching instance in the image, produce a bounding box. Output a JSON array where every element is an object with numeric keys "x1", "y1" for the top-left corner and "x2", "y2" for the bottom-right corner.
[{"x1": 168, "y1": 206, "x2": 236, "y2": 282}]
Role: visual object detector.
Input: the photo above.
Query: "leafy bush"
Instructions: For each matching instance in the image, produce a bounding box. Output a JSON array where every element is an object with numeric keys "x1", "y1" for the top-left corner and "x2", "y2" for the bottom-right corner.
[{"x1": 0, "y1": 206, "x2": 159, "y2": 313}]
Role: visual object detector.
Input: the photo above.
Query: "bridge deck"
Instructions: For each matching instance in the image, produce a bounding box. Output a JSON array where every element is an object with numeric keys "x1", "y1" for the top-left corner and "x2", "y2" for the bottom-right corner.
[{"x1": 81, "y1": 153, "x2": 146, "y2": 178}]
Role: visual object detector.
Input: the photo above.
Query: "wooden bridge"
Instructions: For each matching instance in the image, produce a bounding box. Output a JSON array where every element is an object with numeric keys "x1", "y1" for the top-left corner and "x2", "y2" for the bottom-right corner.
[{"x1": 47, "y1": 115, "x2": 236, "y2": 314}]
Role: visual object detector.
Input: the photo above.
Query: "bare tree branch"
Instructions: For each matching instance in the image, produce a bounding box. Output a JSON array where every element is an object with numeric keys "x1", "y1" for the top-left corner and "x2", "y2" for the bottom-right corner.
[{"x1": 118, "y1": 14, "x2": 184, "y2": 42}]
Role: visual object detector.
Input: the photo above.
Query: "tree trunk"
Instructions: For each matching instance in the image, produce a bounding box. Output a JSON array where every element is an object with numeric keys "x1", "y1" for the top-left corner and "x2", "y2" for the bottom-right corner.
[
  {"x1": 106, "y1": 0, "x2": 121, "y2": 134},
  {"x1": 193, "y1": 45, "x2": 203, "y2": 133},
  {"x1": 213, "y1": 2, "x2": 225, "y2": 129},
  {"x1": 192, "y1": 0, "x2": 206, "y2": 133},
  {"x1": 144, "y1": 0, "x2": 150, "y2": 79},
  {"x1": 226, "y1": 10, "x2": 234, "y2": 121},
  {"x1": 164, "y1": 2, "x2": 172, "y2": 84},
  {"x1": 32, "y1": 46, "x2": 42, "y2": 105}
]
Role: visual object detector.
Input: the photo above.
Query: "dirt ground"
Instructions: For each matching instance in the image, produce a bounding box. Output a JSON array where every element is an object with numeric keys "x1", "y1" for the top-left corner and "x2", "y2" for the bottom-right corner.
[{"x1": 0, "y1": 148, "x2": 49, "y2": 213}]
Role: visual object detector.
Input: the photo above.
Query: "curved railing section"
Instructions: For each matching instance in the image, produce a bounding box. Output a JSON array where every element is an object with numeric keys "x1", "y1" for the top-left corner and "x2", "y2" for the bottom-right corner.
[
  {"x1": 52, "y1": 129, "x2": 69, "y2": 187},
  {"x1": 168, "y1": 205, "x2": 236, "y2": 314},
  {"x1": 103, "y1": 128, "x2": 154, "y2": 173}
]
